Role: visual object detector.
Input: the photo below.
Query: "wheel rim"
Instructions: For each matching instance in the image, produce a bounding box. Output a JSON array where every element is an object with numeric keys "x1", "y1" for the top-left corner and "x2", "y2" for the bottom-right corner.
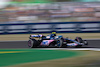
[
  {"x1": 28, "y1": 40, "x2": 31, "y2": 47},
  {"x1": 57, "y1": 40, "x2": 60, "y2": 47},
  {"x1": 57, "y1": 40, "x2": 62, "y2": 47},
  {"x1": 28, "y1": 40, "x2": 33, "y2": 48}
]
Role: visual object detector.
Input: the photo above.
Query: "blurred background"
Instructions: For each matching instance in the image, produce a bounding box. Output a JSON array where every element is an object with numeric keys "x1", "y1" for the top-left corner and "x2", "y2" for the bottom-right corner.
[
  {"x1": 0, "y1": 0, "x2": 100, "y2": 24},
  {"x1": 0, "y1": 1, "x2": 100, "y2": 67},
  {"x1": 0, "y1": 0, "x2": 100, "y2": 41}
]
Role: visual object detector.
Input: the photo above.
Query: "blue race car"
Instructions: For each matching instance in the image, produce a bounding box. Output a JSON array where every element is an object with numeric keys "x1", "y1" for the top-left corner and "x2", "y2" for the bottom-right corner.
[{"x1": 28, "y1": 32, "x2": 88, "y2": 48}]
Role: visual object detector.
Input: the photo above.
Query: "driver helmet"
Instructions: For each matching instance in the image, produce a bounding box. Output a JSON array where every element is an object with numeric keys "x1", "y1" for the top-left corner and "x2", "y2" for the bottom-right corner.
[{"x1": 52, "y1": 32, "x2": 56, "y2": 36}]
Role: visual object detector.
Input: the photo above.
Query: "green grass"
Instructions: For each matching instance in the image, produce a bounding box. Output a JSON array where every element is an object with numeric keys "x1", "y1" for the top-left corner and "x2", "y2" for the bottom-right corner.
[
  {"x1": 0, "y1": 49, "x2": 80, "y2": 67},
  {"x1": 11, "y1": 50, "x2": 100, "y2": 67}
]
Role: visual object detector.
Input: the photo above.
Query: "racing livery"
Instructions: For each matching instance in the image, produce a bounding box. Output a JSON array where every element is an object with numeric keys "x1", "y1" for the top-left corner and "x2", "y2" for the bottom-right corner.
[{"x1": 28, "y1": 33, "x2": 88, "y2": 48}]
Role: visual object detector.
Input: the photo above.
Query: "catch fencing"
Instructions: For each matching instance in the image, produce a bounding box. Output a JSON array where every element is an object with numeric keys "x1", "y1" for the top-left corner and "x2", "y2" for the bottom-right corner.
[{"x1": 0, "y1": 22, "x2": 100, "y2": 34}]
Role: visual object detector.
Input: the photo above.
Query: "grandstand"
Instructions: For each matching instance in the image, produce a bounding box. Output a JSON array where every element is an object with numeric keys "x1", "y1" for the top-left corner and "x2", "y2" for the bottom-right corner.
[{"x1": 0, "y1": 1, "x2": 100, "y2": 24}]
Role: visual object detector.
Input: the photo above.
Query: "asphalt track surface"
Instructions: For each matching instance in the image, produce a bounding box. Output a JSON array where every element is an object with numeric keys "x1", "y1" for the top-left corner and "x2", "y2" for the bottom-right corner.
[{"x1": 0, "y1": 40, "x2": 100, "y2": 48}]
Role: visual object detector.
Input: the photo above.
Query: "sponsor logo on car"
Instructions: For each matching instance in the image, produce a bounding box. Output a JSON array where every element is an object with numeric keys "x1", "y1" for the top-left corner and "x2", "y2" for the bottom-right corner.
[{"x1": 67, "y1": 43, "x2": 77, "y2": 46}]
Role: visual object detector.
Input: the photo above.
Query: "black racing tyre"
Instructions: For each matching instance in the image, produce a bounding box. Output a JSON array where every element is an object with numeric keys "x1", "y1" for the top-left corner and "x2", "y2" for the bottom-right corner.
[
  {"x1": 57, "y1": 39, "x2": 63, "y2": 48},
  {"x1": 28, "y1": 39, "x2": 39, "y2": 48},
  {"x1": 75, "y1": 37, "x2": 83, "y2": 43},
  {"x1": 83, "y1": 40, "x2": 88, "y2": 45}
]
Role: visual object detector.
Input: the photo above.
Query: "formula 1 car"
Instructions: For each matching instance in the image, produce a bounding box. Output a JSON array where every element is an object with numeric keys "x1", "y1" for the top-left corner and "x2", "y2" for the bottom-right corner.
[{"x1": 28, "y1": 33, "x2": 88, "y2": 48}]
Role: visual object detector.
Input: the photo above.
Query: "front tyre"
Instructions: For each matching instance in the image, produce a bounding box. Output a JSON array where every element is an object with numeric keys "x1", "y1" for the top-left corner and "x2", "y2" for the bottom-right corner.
[
  {"x1": 28, "y1": 39, "x2": 39, "y2": 48},
  {"x1": 75, "y1": 37, "x2": 83, "y2": 47},
  {"x1": 83, "y1": 40, "x2": 88, "y2": 45},
  {"x1": 75, "y1": 37, "x2": 83, "y2": 43}
]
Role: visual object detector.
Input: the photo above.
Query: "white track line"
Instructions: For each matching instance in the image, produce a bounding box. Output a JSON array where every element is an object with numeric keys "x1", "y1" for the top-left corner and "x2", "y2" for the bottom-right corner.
[
  {"x1": 36, "y1": 48, "x2": 100, "y2": 51},
  {"x1": 65, "y1": 48, "x2": 100, "y2": 51}
]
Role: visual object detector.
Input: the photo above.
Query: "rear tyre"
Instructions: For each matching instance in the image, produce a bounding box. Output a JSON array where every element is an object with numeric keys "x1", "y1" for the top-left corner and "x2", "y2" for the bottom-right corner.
[{"x1": 28, "y1": 39, "x2": 39, "y2": 48}]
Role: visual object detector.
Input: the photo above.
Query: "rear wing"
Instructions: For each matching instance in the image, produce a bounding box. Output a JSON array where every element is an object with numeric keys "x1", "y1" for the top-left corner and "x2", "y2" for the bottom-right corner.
[{"x1": 30, "y1": 34, "x2": 43, "y2": 38}]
